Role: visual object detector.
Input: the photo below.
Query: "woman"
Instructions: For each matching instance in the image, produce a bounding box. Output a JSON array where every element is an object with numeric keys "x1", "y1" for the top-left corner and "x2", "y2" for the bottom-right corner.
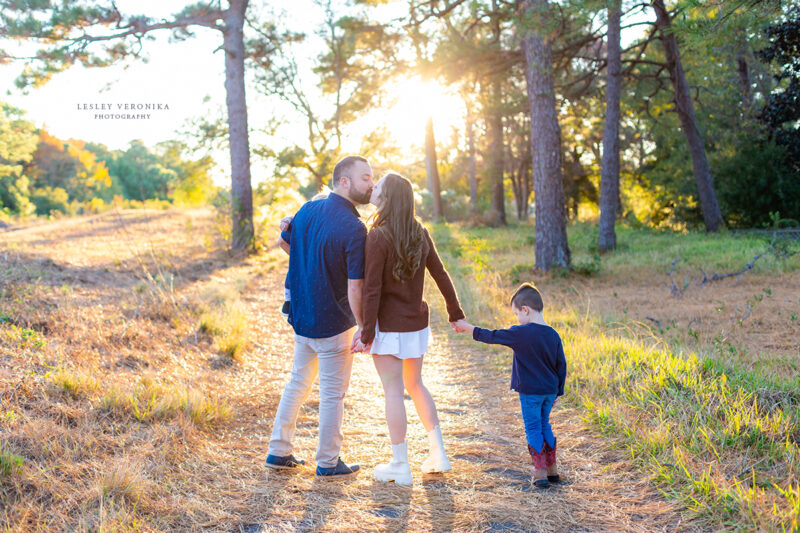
[{"x1": 352, "y1": 172, "x2": 465, "y2": 485}]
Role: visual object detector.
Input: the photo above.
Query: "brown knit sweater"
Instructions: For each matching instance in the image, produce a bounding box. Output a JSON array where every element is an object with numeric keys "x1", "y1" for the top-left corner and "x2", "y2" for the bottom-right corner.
[{"x1": 361, "y1": 226, "x2": 465, "y2": 346}]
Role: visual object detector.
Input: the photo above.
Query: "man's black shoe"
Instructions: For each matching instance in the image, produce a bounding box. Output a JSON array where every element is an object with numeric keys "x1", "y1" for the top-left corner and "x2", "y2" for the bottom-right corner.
[
  {"x1": 315, "y1": 458, "x2": 360, "y2": 478},
  {"x1": 265, "y1": 453, "x2": 305, "y2": 470}
]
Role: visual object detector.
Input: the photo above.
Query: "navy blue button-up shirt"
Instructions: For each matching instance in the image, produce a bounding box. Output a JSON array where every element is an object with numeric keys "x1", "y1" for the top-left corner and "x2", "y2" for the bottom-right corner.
[
  {"x1": 473, "y1": 323, "x2": 567, "y2": 396},
  {"x1": 281, "y1": 192, "x2": 367, "y2": 338}
]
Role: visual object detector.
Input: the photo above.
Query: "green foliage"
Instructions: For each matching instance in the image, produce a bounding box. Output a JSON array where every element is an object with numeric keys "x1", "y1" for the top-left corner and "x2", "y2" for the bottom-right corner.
[
  {"x1": 0, "y1": 103, "x2": 38, "y2": 216},
  {"x1": 620, "y1": 2, "x2": 797, "y2": 230},
  {"x1": 0, "y1": 1, "x2": 206, "y2": 89},
  {"x1": 1, "y1": 116, "x2": 217, "y2": 217},
  {"x1": 571, "y1": 254, "x2": 602, "y2": 277},
  {"x1": 758, "y1": 7, "x2": 800, "y2": 175},
  {"x1": 715, "y1": 135, "x2": 800, "y2": 227},
  {"x1": 156, "y1": 140, "x2": 217, "y2": 206},
  {"x1": 87, "y1": 140, "x2": 217, "y2": 206},
  {"x1": 0, "y1": 445, "x2": 23, "y2": 478},
  {"x1": 508, "y1": 262, "x2": 535, "y2": 285},
  {"x1": 104, "y1": 140, "x2": 176, "y2": 202},
  {"x1": 29, "y1": 186, "x2": 70, "y2": 215},
  {"x1": 3, "y1": 324, "x2": 45, "y2": 350}
]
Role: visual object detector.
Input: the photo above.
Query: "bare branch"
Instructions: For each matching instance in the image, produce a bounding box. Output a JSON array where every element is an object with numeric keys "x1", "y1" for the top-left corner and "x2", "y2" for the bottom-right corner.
[{"x1": 77, "y1": 10, "x2": 225, "y2": 44}]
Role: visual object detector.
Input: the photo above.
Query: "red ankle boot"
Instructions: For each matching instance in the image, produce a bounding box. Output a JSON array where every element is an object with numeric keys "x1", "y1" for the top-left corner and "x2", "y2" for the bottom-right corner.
[
  {"x1": 544, "y1": 439, "x2": 559, "y2": 483},
  {"x1": 527, "y1": 444, "x2": 549, "y2": 488}
]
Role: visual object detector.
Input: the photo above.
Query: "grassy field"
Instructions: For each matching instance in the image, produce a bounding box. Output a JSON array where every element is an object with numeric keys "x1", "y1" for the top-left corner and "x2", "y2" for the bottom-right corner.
[
  {"x1": 0, "y1": 208, "x2": 797, "y2": 531},
  {"x1": 430, "y1": 221, "x2": 800, "y2": 531}
]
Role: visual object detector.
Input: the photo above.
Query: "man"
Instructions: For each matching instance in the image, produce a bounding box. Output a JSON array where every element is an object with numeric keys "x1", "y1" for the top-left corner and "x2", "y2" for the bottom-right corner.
[{"x1": 266, "y1": 155, "x2": 374, "y2": 477}]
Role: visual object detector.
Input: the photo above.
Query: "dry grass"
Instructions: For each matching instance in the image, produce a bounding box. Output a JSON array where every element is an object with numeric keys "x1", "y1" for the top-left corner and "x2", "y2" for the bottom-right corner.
[
  {"x1": 101, "y1": 459, "x2": 148, "y2": 503},
  {"x1": 3, "y1": 208, "x2": 774, "y2": 531}
]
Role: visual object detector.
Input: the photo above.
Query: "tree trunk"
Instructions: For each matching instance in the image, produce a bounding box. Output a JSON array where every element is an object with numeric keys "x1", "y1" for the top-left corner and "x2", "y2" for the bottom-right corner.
[
  {"x1": 223, "y1": 0, "x2": 254, "y2": 251},
  {"x1": 467, "y1": 109, "x2": 479, "y2": 215},
  {"x1": 652, "y1": 0, "x2": 724, "y2": 232},
  {"x1": 735, "y1": 30, "x2": 753, "y2": 113},
  {"x1": 513, "y1": 157, "x2": 531, "y2": 221},
  {"x1": 425, "y1": 116, "x2": 444, "y2": 221},
  {"x1": 598, "y1": 0, "x2": 622, "y2": 252},
  {"x1": 510, "y1": 128, "x2": 531, "y2": 221},
  {"x1": 521, "y1": 0, "x2": 571, "y2": 270},
  {"x1": 486, "y1": 80, "x2": 506, "y2": 226}
]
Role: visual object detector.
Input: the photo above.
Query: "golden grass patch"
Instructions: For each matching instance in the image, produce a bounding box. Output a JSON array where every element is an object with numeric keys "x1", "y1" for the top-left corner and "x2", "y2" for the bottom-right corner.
[
  {"x1": 49, "y1": 368, "x2": 100, "y2": 398},
  {"x1": 100, "y1": 378, "x2": 232, "y2": 429},
  {"x1": 100, "y1": 459, "x2": 148, "y2": 503},
  {"x1": 196, "y1": 283, "x2": 251, "y2": 362}
]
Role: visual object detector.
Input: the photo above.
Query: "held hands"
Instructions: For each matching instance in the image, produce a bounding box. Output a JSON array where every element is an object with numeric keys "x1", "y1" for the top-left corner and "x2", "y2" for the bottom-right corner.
[
  {"x1": 450, "y1": 318, "x2": 473, "y2": 334},
  {"x1": 352, "y1": 339, "x2": 370, "y2": 353},
  {"x1": 350, "y1": 328, "x2": 371, "y2": 353}
]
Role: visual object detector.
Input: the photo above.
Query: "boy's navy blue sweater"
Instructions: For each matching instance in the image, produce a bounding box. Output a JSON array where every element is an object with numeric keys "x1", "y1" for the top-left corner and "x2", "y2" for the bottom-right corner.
[{"x1": 473, "y1": 322, "x2": 567, "y2": 396}]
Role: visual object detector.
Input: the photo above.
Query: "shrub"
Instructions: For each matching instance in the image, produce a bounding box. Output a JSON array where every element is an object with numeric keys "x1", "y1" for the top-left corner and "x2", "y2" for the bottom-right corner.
[
  {"x1": 83, "y1": 197, "x2": 108, "y2": 214},
  {"x1": 30, "y1": 186, "x2": 70, "y2": 215},
  {"x1": 715, "y1": 136, "x2": 800, "y2": 228}
]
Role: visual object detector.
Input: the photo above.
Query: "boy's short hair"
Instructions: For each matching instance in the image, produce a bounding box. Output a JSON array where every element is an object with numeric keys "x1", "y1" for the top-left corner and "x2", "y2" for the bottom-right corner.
[{"x1": 510, "y1": 283, "x2": 543, "y2": 312}]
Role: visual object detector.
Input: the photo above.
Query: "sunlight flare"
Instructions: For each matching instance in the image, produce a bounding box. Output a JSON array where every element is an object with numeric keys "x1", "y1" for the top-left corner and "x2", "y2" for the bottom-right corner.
[{"x1": 353, "y1": 77, "x2": 466, "y2": 152}]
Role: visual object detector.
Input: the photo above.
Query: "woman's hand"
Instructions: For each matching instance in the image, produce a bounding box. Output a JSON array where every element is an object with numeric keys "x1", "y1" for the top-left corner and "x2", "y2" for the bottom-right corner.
[
  {"x1": 279, "y1": 216, "x2": 294, "y2": 232},
  {"x1": 350, "y1": 329, "x2": 370, "y2": 353}
]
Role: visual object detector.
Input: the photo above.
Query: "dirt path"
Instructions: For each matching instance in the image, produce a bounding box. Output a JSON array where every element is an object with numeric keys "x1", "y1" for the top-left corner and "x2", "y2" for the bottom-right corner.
[{"x1": 204, "y1": 261, "x2": 694, "y2": 532}]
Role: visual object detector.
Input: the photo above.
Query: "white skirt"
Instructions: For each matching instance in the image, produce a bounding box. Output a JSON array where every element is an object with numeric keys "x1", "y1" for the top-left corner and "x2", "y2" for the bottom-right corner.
[{"x1": 369, "y1": 324, "x2": 433, "y2": 359}]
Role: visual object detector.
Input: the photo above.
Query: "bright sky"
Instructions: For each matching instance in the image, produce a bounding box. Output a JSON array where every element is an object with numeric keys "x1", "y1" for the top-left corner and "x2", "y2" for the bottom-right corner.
[{"x1": 0, "y1": 1, "x2": 651, "y2": 187}]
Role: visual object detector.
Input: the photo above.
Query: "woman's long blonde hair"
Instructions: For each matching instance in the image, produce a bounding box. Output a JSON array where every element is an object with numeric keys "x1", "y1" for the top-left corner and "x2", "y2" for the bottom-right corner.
[{"x1": 370, "y1": 173, "x2": 427, "y2": 281}]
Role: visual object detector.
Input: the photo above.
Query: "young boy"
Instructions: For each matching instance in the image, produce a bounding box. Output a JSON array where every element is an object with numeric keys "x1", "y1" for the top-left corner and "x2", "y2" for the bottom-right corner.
[{"x1": 453, "y1": 282, "x2": 567, "y2": 488}]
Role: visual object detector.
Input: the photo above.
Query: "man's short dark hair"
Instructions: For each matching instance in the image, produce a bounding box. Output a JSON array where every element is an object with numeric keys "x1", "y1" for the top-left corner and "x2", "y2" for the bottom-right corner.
[
  {"x1": 510, "y1": 282, "x2": 543, "y2": 312},
  {"x1": 332, "y1": 155, "x2": 368, "y2": 188}
]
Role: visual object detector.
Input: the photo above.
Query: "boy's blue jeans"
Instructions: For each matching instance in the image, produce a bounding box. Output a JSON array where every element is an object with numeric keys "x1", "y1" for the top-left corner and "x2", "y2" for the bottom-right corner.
[{"x1": 519, "y1": 393, "x2": 557, "y2": 453}]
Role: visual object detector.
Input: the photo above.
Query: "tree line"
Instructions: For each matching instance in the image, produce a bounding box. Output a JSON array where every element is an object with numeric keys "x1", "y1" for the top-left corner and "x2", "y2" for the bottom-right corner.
[
  {"x1": 0, "y1": 103, "x2": 216, "y2": 217},
  {"x1": 1, "y1": 0, "x2": 798, "y2": 269}
]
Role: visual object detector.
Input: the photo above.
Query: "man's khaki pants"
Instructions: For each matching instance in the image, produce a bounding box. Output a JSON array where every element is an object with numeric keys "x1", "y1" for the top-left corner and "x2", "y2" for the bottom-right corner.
[{"x1": 267, "y1": 328, "x2": 355, "y2": 468}]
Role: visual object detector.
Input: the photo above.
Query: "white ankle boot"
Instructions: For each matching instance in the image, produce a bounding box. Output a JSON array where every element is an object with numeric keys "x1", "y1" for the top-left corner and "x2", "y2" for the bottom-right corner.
[
  {"x1": 422, "y1": 425, "x2": 451, "y2": 473},
  {"x1": 373, "y1": 441, "x2": 413, "y2": 485}
]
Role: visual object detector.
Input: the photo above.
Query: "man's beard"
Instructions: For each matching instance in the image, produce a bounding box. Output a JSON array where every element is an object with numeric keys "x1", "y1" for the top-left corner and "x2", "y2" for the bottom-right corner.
[{"x1": 348, "y1": 187, "x2": 373, "y2": 205}]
